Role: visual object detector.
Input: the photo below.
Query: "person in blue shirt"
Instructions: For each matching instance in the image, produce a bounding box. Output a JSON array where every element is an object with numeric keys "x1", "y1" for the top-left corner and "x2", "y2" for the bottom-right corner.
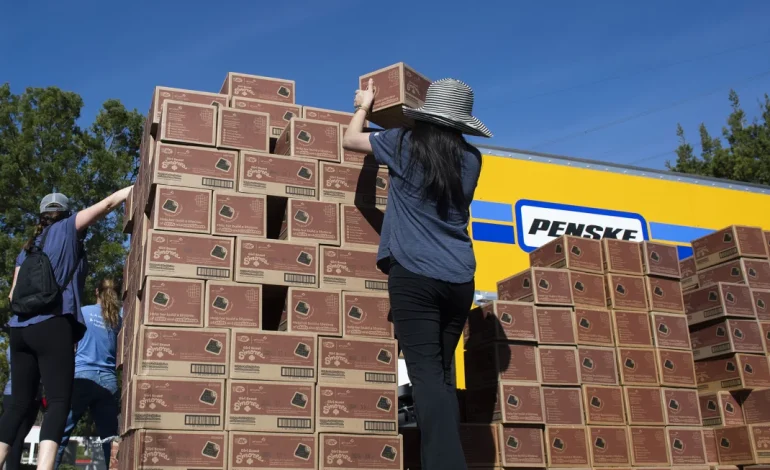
[
  {"x1": 55, "y1": 278, "x2": 122, "y2": 469},
  {"x1": 2, "y1": 343, "x2": 43, "y2": 470},
  {"x1": 0, "y1": 187, "x2": 132, "y2": 470},
  {"x1": 343, "y1": 78, "x2": 490, "y2": 470}
]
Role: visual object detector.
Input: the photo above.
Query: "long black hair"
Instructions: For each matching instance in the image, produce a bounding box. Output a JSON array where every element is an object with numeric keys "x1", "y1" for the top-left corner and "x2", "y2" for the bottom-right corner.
[
  {"x1": 23, "y1": 211, "x2": 70, "y2": 251},
  {"x1": 398, "y1": 120, "x2": 480, "y2": 219}
]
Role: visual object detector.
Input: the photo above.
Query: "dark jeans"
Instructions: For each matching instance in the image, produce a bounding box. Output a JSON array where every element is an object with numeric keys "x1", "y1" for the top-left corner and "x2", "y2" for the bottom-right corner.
[
  {"x1": 388, "y1": 259, "x2": 474, "y2": 470},
  {"x1": 1, "y1": 395, "x2": 40, "y2": 470},
  {"x1": 0, "y1": 316, "x2": 74, "y2": 445}
]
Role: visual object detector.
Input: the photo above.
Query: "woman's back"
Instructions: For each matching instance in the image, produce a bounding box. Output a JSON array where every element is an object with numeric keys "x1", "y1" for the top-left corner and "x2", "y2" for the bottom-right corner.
[{"x1": 76, "y1": 304, "x2": 121, "y2": 372}]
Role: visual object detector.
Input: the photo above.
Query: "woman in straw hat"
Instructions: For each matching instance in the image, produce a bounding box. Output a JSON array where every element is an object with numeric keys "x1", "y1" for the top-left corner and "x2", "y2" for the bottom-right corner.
[{"x1": 343, "y1": 77, "x2": 491, "y2": 470}]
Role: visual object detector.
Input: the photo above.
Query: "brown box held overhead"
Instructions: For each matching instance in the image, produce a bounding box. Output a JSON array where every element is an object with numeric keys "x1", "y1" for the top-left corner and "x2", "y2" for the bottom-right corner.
[
  {"x1": 319, "y1": 162, "x2": 388, "y2": 209},
  {"x1": 282, "y1": 199, "x2": 340, "y2": 246},
  {"x1": 583, "y1": 385, "x2": 625, "y2": 425},
  {"x1": 216, "y1": 108, "x2": 269, "y2": 153},
  {"x1": 741, "y1": 387, "x2": 770, "y2": 424},
  {"x1": 464, "y1": 343, "x2": 541, "y2": 388},
  {"x1": 536, "y1": 307, "x2": 577, "y2": 345},
  {"x1": 545, "y1": 425, "x2": 590, "y2": 468},
  {"x1": 464, "y1": 301, "x2": 538, "y2": 349},
  {"x1": 226, "y1": 380, "x2": 314, "y2": 433},
  {"x1": 131, "y1": 430, "x2": 228, "y2": 470},
  {"x1": 657, "y1": 348, "x2": 697, "y2": 388},
  {"x1": 128, "y1": 377, "x2": 224, "y2": 431},
  {"x1": 628, "y1": 426, "x2": 671, "y2": 467},
  {"x1": 302, "y1": 107, "x2": 356, "y2": 126},
  {"x1": 662, "y1": 388, "x2": 702, "y2": 426},
  {"x1": 339, "y1": 125, "x2": 379, "y2": 167},
  {"x1": 137, "y1": 326, "x2": 229, "y2": 378},
  {"x1": 576, "y1": 308, "x2": 615, "y2": 346},
  {"x1": 498, "y1": 425, "x2": 547, "y2": 468},
  {"x1": 320, "y1": 246, "x2": 388, "y2": 293},
  {"x1": 152, "y1": 143, "x2": 238, "y2": 192},
  {"x1": 319, "y1": 434, "x2": 402, "y2": 470},
  {"x1": 465, "y1": 381, "x2": 545, "y2": 424},
  {"x1": 360, "y1": 62, "x2": 432, "y2": 129},
  {"x1": 606, "y1": 274, "x2": 648, "y2": 312},
  {"x1": 612, "y1": 310, "x2": 654, "y2": 348},
  {"x1": 150, "y1": 185, "x2": 212, "y2": 234},
  {"x1": 617, "y1": 347, "x2": 659, "y2": 386},
  {"x1": 578, "y1": 346, "x2": 619, "y2": 385},
  {"x1": 681, "y1": 256, "x2": 699, "y2": 291},
  {"x1": 228, "y1": 432, "x2": 317, "y2": 470},
  {"x1": 571, "y1": 271, "x2": 608, "y2": 308},
  {"x1": 539, "y1": 346, "x2": 581, "y2": 386},
  {"x1": 315, "y1": 383, "x2": 398, "y2": 435},
  {"x1": 755, "y1": 289, "x2": 770, "y2": 321},
  {"x1": 641, "y1": 241, "x2": 682, "y2": 279},
  {"x1": 700, "y1": 391, "x2": 744, "y2": 427},
  {"x1": 588, "y1": 425, "x2": 632, "y2": 467},
  {"x1": 695, "y1": 353, "x2": 770, "y2": 393},
  {"x1": 645, "y1": 276, "x2": 685, "y2": 314},
  {"x1": 698, "y1": 259, "x2": 770, "y2": 290},
  {"x1": 715, "y1": 425, "x2": 757, "y2": 466},
  {"x1": 150, "y1": 86, "x2": 228, "y2": 126},
  {"x1": 158, "y1": 100, "x2": 218, "y2": 147},
  {"x1": 318, "y1": 336, "x2": 397, "y2": 386},
  {"x1": 543, "y1": 387, "x2": 585, "y2": 425},
  {"x1": 667, "y1": 427, "x2": 707, "y2": 466},
  {"x1": 235, "y1": 237, "x2": 318, "y2": 288},
  {"x1": 651, "y1": 312, "x2": 691, "y2": 350},
  {"x1": 341, "y1": 291, "x2": 393, "y2": 339},
  {"x1": 142, "y1": 276, "x2": 204, "y2": 327},
  {"x1": 144, "y1": 230, "x2": 233, "y2": 281},
  {"x1": 529, "y1": 235, "x2": 604, "y2": 274},
  {"x1": 690, "y1": 318, "x2": 765, "y2": 360},
  {"x1": 231, "y1": 97, "x2": 301, "y2": 138},
  {"x1": 220, "y1": 72, "x2": 295, "y2": 103},
  {"x1": 211, "y1": 191, "x2": 266, "y2": 238},
  {"x1": 239, "y1": 152, "x2": 318, "y2": 200},
  {"x1": 274, "y1": 118, "x2": 340, "y2": 163},
  {"x1": 692, "y1": 225, "x2": 768, "y2": 270},
  {"x1": 685, "y1": 282, "x2": 756, "y2": 326},
  {"x1": 602, "y1": 239, "x2": 644, "y2": 275},
  {"x1": 284, "y1": 288, "x2": 341, "y2": 336},
  {"x1": 204, "y1": 281, "x2": 261, "y2": 329},
  {"x1": 340, "y1": 204, "x2": 382, "y2": 250},
  {"x1": 623, "y1": 386, "x2": 664, "y2": 426},
  {"x1": 230, "y1": 330, "x2": 316, "y2": 382}
]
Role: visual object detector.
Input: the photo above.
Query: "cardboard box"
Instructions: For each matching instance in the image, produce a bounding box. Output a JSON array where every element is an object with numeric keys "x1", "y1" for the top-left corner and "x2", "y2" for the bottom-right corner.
[
  {"x1": 231, "y1": 97, "x2": 301, "y2": 137},
  {"x1": 284, "y1": 288, "x2": 342, "y2": 336},
  {"x1": 617, "y1": 348, "x2": 659, "y2": 386},
  {"x1": 646, "y1": 276, "x2": 686, "y2": 314},
  {"x1": 319, "y1": 434, "x2": 402, "y2": 470},
  {"x1": 464, "y1": 343, "x2": 541, "y2": 388},
  {"x1": 360, "y1": 63, "x2": 432, "y2": 129},
  {"x1": 536, "y1": 307, "x2": 577, "y2": 345},
  {"x1": 226, "y1": 381, "x2": 314, "y2": 433},
  {"x1": 623, "y1": 386, "x2": 664, "y2": 425},
  {"x1": 339, "y1": 125, "x2": 379, "y2": 167},
  {"x1": 715, "y1": 426, "x2": 756, "y2": 465},
  {"x1": 137, "y1": 326, "x2": 229, "y2": 378},
  {"x1": 230, "y1": 330, "x2": 316, "y2": 382},
  {"x1": 341, "y1": 291, "x2": 393, "y2": 339},
  {"x1": 204, "y1": 281, "x2": 261, "y2": 329},
  {"x1": 211, "y1": 191, "x2": 266, "y2": 238},
  {"x1": 220, "y1": 72, "x2": 295, "y2": 103},
  {"x1": 498, "y1": 425, "x2": 547, "y2": 468},
  {"x1": 662, "y1": 388, "x2": 702, "y2": 426},
  {"x1": 741, "y1": 388, "x2": 770, "y2": 424},
  {"x1": 465, "y1": 301, "x2": 538, "y2": 349},
  {"x1": 685, "y1": 282, "x2": 757, "y2": 326},
  {"x1": 543, "y1": 387, "x2": 585, "y2": 425},
  {"x1": 318, "y1": 336, "x2": 397, "y2": 385},
  {"x1": 459, "y1": 424, "x2": 502, "y2": 467},
  {"x1": 602, "y1": 239, "x2": 644, "y2": 276},
  {"x1": 274, "y1": 118, "x2": 340, "y2": 162},
  {"x1": 129, "y1": 377, "x2": 224, "y2": 430},
  {"x1": 695, "y1": 353, "x2": 770, "y2": 393},
  {"x1": 216, "y1": 108, "x2": 269, "y2": 153},
  {"x1": 150, "y1": 86, "x2": 228, "y2": 125},
  {"x1": 529, "y1": 235, "x2": 604, "y2": 274},
  {"x1": 150, "y1": 185, "x2": 212, "y2": 234},
  {"x1": 123, "y1": 187, "x2": 134, "y2": 234},
  {"x1": 589, "y1": 425, "x2": 632, "y2": 467},
  {"x1": 466, "y1": 381, "x2": 544, "y2": 424},
  {"x1": 302, "y1": 107, "x2": 356, "y2": 126},
  {"x1": 340, "y1": 204, "x2": 382, "y2": 250},
  {"x1": 703, "y1": 428, "x2": 720, "y2": 464},
  {"x1": 629, "y1": 426, "x2": 671, "y2": 466},
  {"x1": 606, "y1": 274, "x2": 648, "y2": 311},
  {"x1": 579, "y1": 346, "x2": 619, "y2": 385},
  {"x1": 228, "y1": 432, "x2": 317, "y2": 470},
  {"x1": 539, "y1": 346, "x2": 580, "y2": 386},
  {"x1": 497, "y1": 267, "x2": 574, "y2": 306},
  {"x1": 571, "y1": 271, "x2": 608, "y2": 308},
  {"x1": 641, "y1": 242, "x2": 682, "y2": 279},
  {"x1": 761, "y1": 321, "x2": 770, "y2": 352},
  {"x1": 681, "y1": 256, "x2": 699, "y2": 292},
  {"x1": 321, "y1": 247, "x2": 388, "y2": 293},
  {"x1": 668, "y1": 427, "x2": 707, "y2": 466},
  {"x1": 158, "y1": 100, "x2": 218, "y2": 147},
  {"x1": 692, "y1": 225, "x2": 768, "y2": 270},
  {"x1": 282, "y1": 199, "x2": 340, "y2": 245},
  {"x1": 755, "y1": 289, "x2": 770, "y2": 321},
  {"x1": 239, "y1": 152, "x2": 319, "y2": 200},
  {"x1": 583, "y1": 385, "x2": 626, "y2": 425},
  {"x1": 576, "y1": 308, "x2": 615, "y2": 346},
  {"x1": 315, "y1": 384, "x2": 398, "y2": 435},
  {"x1": 152, "y1": 143, "x2": 238, "y2": 191},
  {"x1": 691, "y1": 319, "x2": 765, "y2": 360},
  {"x1": 657, "y1": 348, "x2": 697, "y2": 388},
  {"x1": 750, "y1": 424, "x2": 770, "y2": 464},
  {"x1": 612, "y1": 310, "x2": 654, "y2": 347},
  {"x1": 235, "y1": 238, "x2": 318, "y2": 287},
  {"x1": 698, "y1": 259, "x2": 770, "y2": 290},
  {"x1": 142, "y1": 277, "x2": 204, "y2": 327},
  {"x1": 319, "y1": 162, "x2": 388, "y2": 209},
  {"x1": 700, "y1": 391, "x2": 744, "y2": 427},
  {"x1": 132, "y1": 430, "x2": 227, "y2": 470},
  {"x1": 145, "y1": 230, "x2": 233, "y2": 281},
  {"x1": 545, "y1": 425, "x2": 590, "y2": 468},
  {"x1": 651, "y1": 312, "x2": 691, "y2": 350}
]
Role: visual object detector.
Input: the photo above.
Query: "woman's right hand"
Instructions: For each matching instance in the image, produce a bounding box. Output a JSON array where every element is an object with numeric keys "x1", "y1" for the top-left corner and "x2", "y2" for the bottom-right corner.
[{"x1": 355, "y1": 78, "x2": 375, "y2": 112}]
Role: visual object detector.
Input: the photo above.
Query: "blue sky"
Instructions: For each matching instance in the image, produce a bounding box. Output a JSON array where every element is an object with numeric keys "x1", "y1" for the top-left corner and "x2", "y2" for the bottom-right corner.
[{"x1": 2, "y1": 0, "x2": 769, "y2": 169}]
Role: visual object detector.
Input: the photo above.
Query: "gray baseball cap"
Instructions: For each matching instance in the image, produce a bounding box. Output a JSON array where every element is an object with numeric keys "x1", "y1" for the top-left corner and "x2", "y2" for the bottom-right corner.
[{"x1": 39, "y1": 193, "x2": 71, "y2": 213}]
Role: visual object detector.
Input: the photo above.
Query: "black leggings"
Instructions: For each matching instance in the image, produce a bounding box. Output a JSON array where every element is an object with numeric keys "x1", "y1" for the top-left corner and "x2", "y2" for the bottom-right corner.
[
  {"x1": 0, "y1": 316, "x2": 74, "y2": 445},
  {"x1": 388, "y1": 259, "x2": 474, "y2": 470},
  {"x1": 1, "y1": 395, "x2": 40, "y2": 470}
]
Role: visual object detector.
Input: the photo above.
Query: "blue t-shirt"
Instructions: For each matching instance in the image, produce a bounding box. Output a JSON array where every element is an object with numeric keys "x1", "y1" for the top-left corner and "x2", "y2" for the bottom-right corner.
[
  {"x1": 76, "y1": 304, "x2": 122, "y2": 373},
  {"x1": 12, "y1": 212, "x2": 88, "y2": 340},
  {"x1": 369, "y1": 129, "x2": 481, "y2": 283}
]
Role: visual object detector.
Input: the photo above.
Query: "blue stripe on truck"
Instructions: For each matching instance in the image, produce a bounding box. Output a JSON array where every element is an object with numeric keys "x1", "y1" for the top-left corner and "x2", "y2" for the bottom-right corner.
[
  {"x1": 470, "y1": 201, "x2": 513, "y2": 222},
  {"x1": 471, "y1": 222, "x2": 515, "y2": 244},
  {"x1": 649, "y1": 222, "x2": 714, "y2": 245}
]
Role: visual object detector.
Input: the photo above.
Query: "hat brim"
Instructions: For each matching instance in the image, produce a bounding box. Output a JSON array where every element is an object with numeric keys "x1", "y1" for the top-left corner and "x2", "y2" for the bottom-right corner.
[{"x1": 402, "y1": 106, "x2": 492, "y2": 138}]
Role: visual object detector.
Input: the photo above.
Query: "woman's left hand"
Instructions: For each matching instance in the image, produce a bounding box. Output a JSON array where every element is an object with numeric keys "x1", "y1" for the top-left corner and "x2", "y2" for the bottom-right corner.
[{"x1": 355, "y1": 78, "x2": 375, "y2": 112}]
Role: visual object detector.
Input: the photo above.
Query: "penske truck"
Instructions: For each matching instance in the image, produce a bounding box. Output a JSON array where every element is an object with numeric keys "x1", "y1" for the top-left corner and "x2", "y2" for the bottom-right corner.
[{"x1": 394, "y1": 144, "x2": 770, "y2": 390}]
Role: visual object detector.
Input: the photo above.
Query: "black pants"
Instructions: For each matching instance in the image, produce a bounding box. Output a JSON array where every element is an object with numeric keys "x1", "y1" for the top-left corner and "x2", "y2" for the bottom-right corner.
[
  {"x1": 389, "y1": 260, "x2": 474, "y2": 470},
  {"x1": 0, "y1": 316, "x2": 74, "y2": 445},
  {"x1": 2, "y1": 394, "x2": 40, "y2": 470}
]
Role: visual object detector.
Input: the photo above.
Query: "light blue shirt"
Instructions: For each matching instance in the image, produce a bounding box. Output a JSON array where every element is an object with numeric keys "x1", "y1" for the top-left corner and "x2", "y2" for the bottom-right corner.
[{"x1": 75, "y1": 304, "x2": 122, "y2": 373}]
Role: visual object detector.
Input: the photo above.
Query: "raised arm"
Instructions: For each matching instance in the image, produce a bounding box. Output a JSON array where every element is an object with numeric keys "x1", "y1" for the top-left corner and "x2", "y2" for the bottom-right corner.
[
  {"x1": 75, "y1": 186, "x2": 133, "y2": 232},
  {"x1": 342, "y1": 78, "x2": 375, "y2": 154},
  {"x1": 8, "y1": 267, "x2": 19, "y2": 302}
]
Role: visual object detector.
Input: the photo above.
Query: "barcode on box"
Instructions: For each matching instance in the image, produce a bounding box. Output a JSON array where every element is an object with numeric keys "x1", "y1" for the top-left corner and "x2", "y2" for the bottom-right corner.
[
  {"x1": 365, "y1": 373, "x2": 396, "y2": 383},
  {"x1": 202, "y1": 178, "x2": 234, "y2": 189},
  {"x1": 278, "y1": 418, "x2": 312, "y2": 429},
  {"x1": 365, "y1": 421, "x2": 396, "y2": 432},
  {"x1": 365, "y1": 281, "x2": 388, "y2": 291},
  {"x1": 282, "y1": 367, "x2": 315, "y2": 379},
  {"x1": 197, "y1": 268, "x2": 230, "y2": 279},
  {"x1": 191, "y1": 364, "x2": 226, "y2": 375},
  {"x1": 721, "y1": 379, "x2": 742, "y2": 388},
  {"x1": 704, "y1": 307, "x2": 724, "y2": 319},
  {"x1": 286, "y1": 186, "x2": 316, "y2": 197},
  {"x1": 185, "y1": 415, "x2": 220, "y2": 426},
  {"x1": 285, "y1": 274, "x2": 316, "y2": 285}
]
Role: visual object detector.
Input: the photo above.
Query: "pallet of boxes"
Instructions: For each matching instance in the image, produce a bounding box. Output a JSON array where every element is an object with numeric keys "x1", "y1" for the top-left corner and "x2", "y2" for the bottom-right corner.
[{"x1": 114, "y1": 63, "x2": 431, "y2": 470}]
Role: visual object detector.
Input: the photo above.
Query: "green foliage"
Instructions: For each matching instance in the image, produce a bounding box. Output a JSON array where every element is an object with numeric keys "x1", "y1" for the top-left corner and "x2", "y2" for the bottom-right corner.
[{"x1": 668, "y1": 90, "x2": 770, "y2": 185}]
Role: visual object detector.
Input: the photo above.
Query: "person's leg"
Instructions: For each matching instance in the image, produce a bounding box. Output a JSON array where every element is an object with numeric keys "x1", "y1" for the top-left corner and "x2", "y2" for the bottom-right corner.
[
  {"x1": 439, "y1": 279, "x2": 475, "y2": 426},
  {"x1": 3, "y1": 394, "x2": 37, "y2": 470},
  {"x1": 90, "y1": 371, "x2": 120, "y2": 464},
  {"x1": 389, "y1": 263, "x2": 467, "y2": 470},
  {"x1": 55, "y1": 376, "x2": 93, "y2": 468}
]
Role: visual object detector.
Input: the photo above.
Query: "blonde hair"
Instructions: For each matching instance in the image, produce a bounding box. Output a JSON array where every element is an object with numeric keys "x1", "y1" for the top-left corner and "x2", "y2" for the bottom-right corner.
[{"x1": 97, "y1": 278, "x2": 121, "y2": 330}]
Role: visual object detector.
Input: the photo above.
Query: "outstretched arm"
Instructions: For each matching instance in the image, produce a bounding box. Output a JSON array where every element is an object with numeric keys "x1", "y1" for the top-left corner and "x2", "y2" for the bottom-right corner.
[
  {"x1": 342, "y1": 78, "x2": 375, "y2": 154},
  {"x1": 75, "y1": 186, "x2": 133, "y2": 232}
]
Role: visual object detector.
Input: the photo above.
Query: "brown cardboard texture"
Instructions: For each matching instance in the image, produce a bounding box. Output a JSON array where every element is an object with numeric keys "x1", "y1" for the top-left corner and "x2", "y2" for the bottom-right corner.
[
  {"x1": 152, "y1": 143, "x2": 238, "y2": 191},
  {"x1": 617, "y1": 347, "x2": 659, "y2": 386},
  {"x1": 464, "y1": 343, "x2": 541, "y2": 388},
  {"x1": 204, "y1": 281, "x2": 261, "y2": 329},
  {"x1": 749, "y1": 424, "x2": 770, "y2": 464},
  {"x1": 238, "y1": 152, "x2": 318, "y2": 200},
  {"x1": 150, "y1": 86, "x2": 228, "y2": 125},
  {"x1": 583, "y1": 385, "x2": 625, "y2": 425},
  {"x1": 321, "y1": 247, "x2": 388, "y2": 293},
  {"x1": 646, "y1": 276, "x2": 686, "y2": 314},
  {"x1": 150, "y1": 185, "x2": 212, "y2": 234},
  {"x1": 602, "y1": 239, "x2": 644, "y2": 275},
  {"x1": 226, "y1": 381, "x2": 314, "y2": 433},
  {"x1": 715, "y1": 426, "x2": 756, "y2": 465},
  {"x1": 142, "y1": 277, "x2": 204, "y2": 327},
  {"x1": 543, "y1": 387, "x2": 585, "y2": 425},
  {"x1": 576, "y1": 308, "x2": 615, "y2": 346},
  {"x1": 529, "y1": 235, "x2": 604, "y2": 274},
  {"x1": 761, "y1": 321, "x2": 770, "y2": 352},
  {"x1": 685, "y1": 282, "x2": 757, "y2": 327},
  {"x1": 360, "y1": 63, "x2": 432, "y2": 128},
  {"x1": 216, "y1": 108, "x2": 269, "y2": 153},
  {"x1": 606, "y1": 274, "x2": 648, "y2": 311},
  {"x1": 318, "y1": 336, "x2": 397, "y2": 385},
  {"x1": 741, "y1": 388, "x2": 770, "y2": 424},
  {"x1": 612, "y1": 310, "x2": 653, "y2": 347},
  {"x1": 319, "y1": 162, "x2": 388, "y2": 209},
  {"x1": 589, "y1": 425, "x2": 631, "y2": 467},
  {"x1": 459, "y1": 424, "x2": 502, "y2": 467},
  {"x1": 315, "y1": 384, "x2": 398, "y2": 435},
  {"x1": 211, "y1": 191, "x2": 266, "y2": 238},
  {"x1": 319, "y1": 434, "x2": 402, "y2": 470},
  {"x1": 220, "y1": 72, "x2": 295, "y2": 103},
  {"x1": 545, "y1": 425, "x2": 590, "y2": 468},
  {"x1": 651, "y1": 312, "x2": 691, "y2": 350},
  {"x1": 134, "y1": 430, "x2": 227, "y2": 470},
  {"x1": 303, "y1": 107, "x2": 358, "y2": 126},
  {"x1": 657, "y1": 348, "x2": 697, "y2": 388},
  {"x1": 536, "y1": 307, "x2": 577, "y2": 345},
  {"x1": 571, "y1": 271, "x2": 608, "y2": 308},
  {"x1": 699, "y1": 391, "x2": 744, "y2": 427},
  {"x1": 145, "y1": 230, "x2": 233, "y2": 281},
  {"x1": 642, "y1": 241, "x2": 682, "y2": 279},
  {"x1": 466, "y1": 381, "x2": 545, "y2": 424},
  {"x1": 668, "y1": 427, "x2": 707, "y2": 466},
  {"x1": 228, "y1": 432, "x2": 317, "y2": 470},
  {"x1": 539, "y1": 346, "x2": 581, "y2": 385},
  {"x1": 629, "y1": 426, "x2": 671, "y2": 466},
  {"x1": 340, "y1": 204, "x2": 382, "y2": 250},
  {"x1": 690, "y1": 318, "x2": 765, "y2": 360},
  {"x1": 235, "y1": 238, "x2": 318, "y2": 288},
  {"x1": 755, "y1": 289, "x2": 770, "y2": 321},
  {"x1": 703, "y1": 428, "x2": 720, "y2": 464},
  {"x1": 231, "y1": 97, "x2": 301, "y2": 137},
  {"x1": 662, "y1": 388, "x2": 702, "y2": 426},
  {"x1": 159, "y1": 100, "x2": 217, "y2": 147},
  {"x1": 498, "y1": 425, "x2": 547, "y2": 468},
  {"x1": 129, "y1": 377, "x2": 224, "y2": 431},
  {"x1": 695, "y1": 353, "x2": 770, "y2": 393},
  {"x1": 342, "y1": 291, "x2": 393, "y2": 339},
  {"x1": 623, "y1": 386, "x2": 664, "y2": 425},
  {"x1": 339, "y1": 125, "x2": 380, "y2": 167},
  {"x1": 137, "y1": 326, "x2": 229, "y2": 378},
  {"x1": 692, "y1": 225, "x2": 768, "y2": 270},
  {"x1": 698, "y1": 259, "x2": 770, "y2": 290},
  {"x1": 579, "y1": 346, "x2": 619, "y2": 385},
  {"x1": 465, "y1": 301, "x2": 538, "y2": 349},
  {"x1": 274, "y1": 118, "x2": 340, "y2": 162},
  {"x1": 283, "y1": 199, "x2": 340, "y2": 245},
  {"x1": 681, "y1": 256, "x2": 699, "y2": 291},
  {"x1": 284, "y1": 288, "x2": 341, "y2": 336},
  {"x1": 230, "y1": 330, "x2": 316, "y2": 382}
]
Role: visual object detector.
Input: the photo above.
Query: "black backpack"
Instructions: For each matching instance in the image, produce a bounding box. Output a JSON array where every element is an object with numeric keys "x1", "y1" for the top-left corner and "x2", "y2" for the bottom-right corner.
[{"x1": 11, "y1": 226, "x2": 80, "y2": 319}]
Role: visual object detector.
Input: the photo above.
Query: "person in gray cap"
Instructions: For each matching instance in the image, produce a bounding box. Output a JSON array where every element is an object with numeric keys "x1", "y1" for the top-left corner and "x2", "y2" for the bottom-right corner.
[{"x1": 0, "y1": 186, "x2": 131, "y2": 470}]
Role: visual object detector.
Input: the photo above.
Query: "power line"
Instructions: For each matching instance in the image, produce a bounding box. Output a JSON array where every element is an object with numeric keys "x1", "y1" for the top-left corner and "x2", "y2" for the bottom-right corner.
[{"x1": 627, "y1": 150, "x2": 676, "y2": 166}]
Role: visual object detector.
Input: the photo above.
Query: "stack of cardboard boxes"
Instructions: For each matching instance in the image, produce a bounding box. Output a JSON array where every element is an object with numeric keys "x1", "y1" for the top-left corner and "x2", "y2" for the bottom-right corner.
[{"x1": 115, "y1": 63, "x2": 432, "y2": 470}]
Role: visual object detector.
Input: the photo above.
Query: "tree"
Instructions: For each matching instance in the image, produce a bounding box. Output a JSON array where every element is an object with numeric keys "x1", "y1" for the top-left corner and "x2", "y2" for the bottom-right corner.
[{"x1": 667, "y1": 90, "x2": 770, "y2": 185}]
